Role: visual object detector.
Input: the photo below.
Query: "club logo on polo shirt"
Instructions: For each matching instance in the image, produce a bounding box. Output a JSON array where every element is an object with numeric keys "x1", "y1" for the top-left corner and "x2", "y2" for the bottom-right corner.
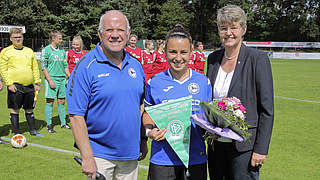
[
  {"x1": 168, "y1": 120, "x2": 184, "y2": 137},
  {"x1": 128, "y1": 68, "x2": 137, "y2": 78},
  {"x1": 188, "y1": 83, "x2": 200, "y2": 94}
]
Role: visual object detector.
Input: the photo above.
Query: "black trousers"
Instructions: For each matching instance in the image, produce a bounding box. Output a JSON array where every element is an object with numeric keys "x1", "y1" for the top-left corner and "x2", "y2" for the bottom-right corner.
[
  {"x1": 148, "y1": 162, "x2": 207, "y2": 180},
  {"x1": 207, "y1": 142, "x2": 260, "y2": 180}
]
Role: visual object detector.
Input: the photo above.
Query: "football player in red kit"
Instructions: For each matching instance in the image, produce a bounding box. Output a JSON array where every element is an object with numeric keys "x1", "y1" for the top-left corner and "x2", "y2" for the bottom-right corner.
[
  {"x1": 124, "y1": 34, "x2": 142, "y2": 63},
  {"x1": 194, "y1": 42, "x2": 206, "y2": 74},
  {"x1": 153, "y1": 40, "x2": 168, "y2": 75},
  {"x1": 66, "y1": 36, "x2": 87, "y2": 73},
  {"x1": 142, "y1": 40, "x2": 154, "y2": 82}
]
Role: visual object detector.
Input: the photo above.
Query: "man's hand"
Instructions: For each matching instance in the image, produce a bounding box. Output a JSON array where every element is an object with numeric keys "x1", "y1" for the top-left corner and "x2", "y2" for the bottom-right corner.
[
  {"x1": 251, "y1": 152, "x2": 266, "y2": 167},
  {"x1": 48, "y1": 80, "x2": 56, "y2": 89},
  {"x1": 147, "y1": 128, "x2": 166, "y2": 141},
  {"x1": 82, "y1": 156, "x2": 98, "y2": 179},
  {"x1": 0, "y1": 81, "x2": 3, "y2": 91},
  {"x1": 138, "y1": 139, "x2": 148, "y2": 161},
  {"x1": 8, "y1": 84, "x2": 17, "y2": 92}
]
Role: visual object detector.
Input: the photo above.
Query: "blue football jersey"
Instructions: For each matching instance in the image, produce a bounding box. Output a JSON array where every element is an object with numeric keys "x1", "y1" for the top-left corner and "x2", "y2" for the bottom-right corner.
[{"x1": 145, "y1": 69, "x2": 212, "y2": 166}]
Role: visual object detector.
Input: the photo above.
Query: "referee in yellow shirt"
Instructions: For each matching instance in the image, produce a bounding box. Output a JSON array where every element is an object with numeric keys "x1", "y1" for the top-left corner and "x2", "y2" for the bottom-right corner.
[{"x1": 0, "y1": 28, "x2": 42, "y2": 136}]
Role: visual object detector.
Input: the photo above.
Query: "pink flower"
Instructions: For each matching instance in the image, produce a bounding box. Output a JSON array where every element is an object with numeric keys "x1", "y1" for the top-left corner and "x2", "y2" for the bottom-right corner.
[
  {"x1": 218, "y1": 101, "x2": 226, "y2": 110},
  {"x1": 230, "y1": 97, "x2": 241, "y2": 104},
  {"x1": 239, "y1": 104, "x2": 246, "y2": 113}
]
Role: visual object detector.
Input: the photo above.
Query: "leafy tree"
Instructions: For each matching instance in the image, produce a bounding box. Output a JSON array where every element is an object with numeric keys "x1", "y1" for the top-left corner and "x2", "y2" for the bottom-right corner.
[
  {"x1": 188, "y1": 0, "x2": 221, "y2": 47},
  {"x1": 0, "y1": 0, "x2": 51, "y2": 39},
  {"x1": 151, "y1": 0, "x2": 194, "y2": 40},
  {"x1": 1, "y1": 0, "x2": 320, "y2": 51}
]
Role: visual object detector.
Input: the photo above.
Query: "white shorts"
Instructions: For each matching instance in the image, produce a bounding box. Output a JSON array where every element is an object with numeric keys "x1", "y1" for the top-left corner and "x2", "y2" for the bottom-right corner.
[{"x1": 87, "y1": 157, "x2": 138, "y2": 180}]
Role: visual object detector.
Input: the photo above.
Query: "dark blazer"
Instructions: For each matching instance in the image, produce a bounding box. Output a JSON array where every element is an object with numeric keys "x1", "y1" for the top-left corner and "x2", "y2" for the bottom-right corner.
[{"x1": 206, "y1": 44, "x2": 274, "y2": 155}]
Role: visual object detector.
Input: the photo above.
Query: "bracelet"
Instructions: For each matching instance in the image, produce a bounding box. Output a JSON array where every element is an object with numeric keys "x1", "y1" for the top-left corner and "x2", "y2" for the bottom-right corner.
[{"x1": 146, "y1": 128, "x2": 152, "y2": 138}]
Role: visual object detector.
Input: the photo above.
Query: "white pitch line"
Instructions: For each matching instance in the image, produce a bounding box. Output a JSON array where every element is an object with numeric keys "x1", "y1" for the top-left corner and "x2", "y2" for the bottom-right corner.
[
  {"x1": 1, "y1": 137, "x2": 149, "y2": 170},
  {"x1": 275, "y1": 96, "x2": 320, "y2": 104}
]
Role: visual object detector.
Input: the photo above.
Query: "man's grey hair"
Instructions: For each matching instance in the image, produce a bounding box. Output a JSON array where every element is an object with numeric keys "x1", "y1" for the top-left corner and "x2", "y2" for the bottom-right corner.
[{"x1": 98, "y1": 10, "x2": 131, "y2": 35}]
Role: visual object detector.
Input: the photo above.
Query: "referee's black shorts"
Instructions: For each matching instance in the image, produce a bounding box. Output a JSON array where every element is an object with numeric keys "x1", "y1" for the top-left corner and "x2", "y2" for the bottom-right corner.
[
  {"x1": 7, "y1": 83, "x2": 35, "y2": 110},
  {"x1": 148, "y1": 162, "x2": 207, "y2": 180}
]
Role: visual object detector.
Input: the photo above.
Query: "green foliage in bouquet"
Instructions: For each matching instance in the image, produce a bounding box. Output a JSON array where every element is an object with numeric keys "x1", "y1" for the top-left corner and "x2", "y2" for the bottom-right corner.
[{"x1": 200, "y1": 97, "x2": 251, "y2": 141}]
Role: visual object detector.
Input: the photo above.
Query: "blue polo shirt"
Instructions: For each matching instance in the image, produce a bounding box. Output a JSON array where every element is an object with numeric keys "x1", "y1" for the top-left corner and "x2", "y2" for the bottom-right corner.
[
  {"x1": 67, "y1": 43, "x2": 145, "y2": 160},
  {"x1": 144, "y1": 69, "x2": 212, "y2": 166}
]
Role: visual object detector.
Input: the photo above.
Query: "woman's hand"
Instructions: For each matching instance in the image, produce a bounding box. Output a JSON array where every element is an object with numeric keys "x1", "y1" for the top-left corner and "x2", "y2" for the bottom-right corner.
[
  {"x1": 147, "y1": 128, "x2": 166, "y2": 141},
  {"x1": 49, "y1": 80, "x2": 56, "y2": 89}
]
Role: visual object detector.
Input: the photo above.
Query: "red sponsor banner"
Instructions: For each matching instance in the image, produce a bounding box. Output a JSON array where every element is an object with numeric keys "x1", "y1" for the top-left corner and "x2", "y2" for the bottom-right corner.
[
  {"x1": 244, "y1": 41, "x2": 320, "y2": 48},
  {"x1": 245, "y1": 41, "x2": 272, "y2": 45}
]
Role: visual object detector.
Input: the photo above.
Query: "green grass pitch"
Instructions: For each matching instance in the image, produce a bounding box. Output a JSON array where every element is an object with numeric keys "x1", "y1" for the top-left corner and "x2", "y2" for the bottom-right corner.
[{"x1": 0, "y1": 58, "x2": 319, "y2": 179}]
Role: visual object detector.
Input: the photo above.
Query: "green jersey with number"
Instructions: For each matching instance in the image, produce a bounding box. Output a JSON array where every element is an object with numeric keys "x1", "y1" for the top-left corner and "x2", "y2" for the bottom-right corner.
[{"x1": 40, "y1": 45, "x2": 68, "y2": 78}]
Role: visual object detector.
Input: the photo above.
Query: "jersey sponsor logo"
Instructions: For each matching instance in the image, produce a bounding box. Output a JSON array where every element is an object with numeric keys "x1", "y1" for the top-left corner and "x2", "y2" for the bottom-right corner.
[
  {"x1": 168, "y1": 120, "x2": 184, "y2": 136},
  {"x1": 188, "y1": 83, "x2": 200, "y2": 94},
  {"x1": 73, "y1": 56, "x2": 80, "y2": 64},
  {"x1": 128, "y1": 68, "x2": 137, "y2": 78},
  {"x1": 50, "y1": 54, "x2": 65, "y2": 61},
  {"x1": 163, "y1": 86, "x2": 174, "y2": 92},
  {"x1": 98, "y1": 73, "x2": 110, "y2": 78}
]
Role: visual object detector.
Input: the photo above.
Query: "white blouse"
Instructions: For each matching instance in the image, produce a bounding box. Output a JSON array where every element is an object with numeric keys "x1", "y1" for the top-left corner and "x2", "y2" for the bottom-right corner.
[
  {"x1": 214, "y1": 66, "x2": 234, "y2": 99},
  {"x1": 214, "y1": 66, "x2": 234, "y2": 142}
]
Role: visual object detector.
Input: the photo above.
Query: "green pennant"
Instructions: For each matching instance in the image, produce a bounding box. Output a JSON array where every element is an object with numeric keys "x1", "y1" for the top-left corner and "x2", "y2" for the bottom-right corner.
[{"x1": 145, "y1": 96, "x2": 192, "y2": 168}]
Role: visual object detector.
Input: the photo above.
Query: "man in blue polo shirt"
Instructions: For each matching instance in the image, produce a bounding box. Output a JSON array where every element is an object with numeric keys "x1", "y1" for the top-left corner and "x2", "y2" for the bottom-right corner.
[{"x1": 66, "y1": 10, "x2": 147, "y2": 180}]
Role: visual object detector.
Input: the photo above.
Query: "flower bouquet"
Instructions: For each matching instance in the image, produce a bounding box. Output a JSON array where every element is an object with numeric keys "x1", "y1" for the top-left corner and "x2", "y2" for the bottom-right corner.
[{"x1": 191, "y1": 97, "x2": 251, "y2": 144}]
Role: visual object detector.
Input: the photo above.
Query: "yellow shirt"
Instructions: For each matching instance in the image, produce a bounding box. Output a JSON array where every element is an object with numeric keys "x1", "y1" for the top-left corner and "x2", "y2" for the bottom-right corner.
[{"x1": 0, "y1": 45, "x2": 41, "y2": 86}]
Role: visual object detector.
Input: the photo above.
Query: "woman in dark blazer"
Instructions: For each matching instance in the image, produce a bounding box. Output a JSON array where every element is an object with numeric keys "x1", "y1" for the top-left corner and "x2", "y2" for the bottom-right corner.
[{"x1": 206, "y1": 5, "x2": 274, "y2": 180}]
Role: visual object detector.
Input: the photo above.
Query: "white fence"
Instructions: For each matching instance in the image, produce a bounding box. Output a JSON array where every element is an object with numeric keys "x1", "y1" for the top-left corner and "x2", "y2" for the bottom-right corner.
[{"x1": 243, "y1": 41, "x2": 320, "y2": 48}]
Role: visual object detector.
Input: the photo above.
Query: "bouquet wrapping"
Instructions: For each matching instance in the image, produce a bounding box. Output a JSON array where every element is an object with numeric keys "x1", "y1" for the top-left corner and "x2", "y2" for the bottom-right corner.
[{"x1": 192, "y1": 97, "x2": 251, "y2": 144}]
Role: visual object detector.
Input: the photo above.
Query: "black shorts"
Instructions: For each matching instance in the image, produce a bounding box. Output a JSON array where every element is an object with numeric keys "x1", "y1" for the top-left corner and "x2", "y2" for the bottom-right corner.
[
  {"x1": 7, "y1": 83, "x2": 35, "y2": 110},
  {"x1": 148, "y1": 162, "x2": 207, "y2": 180}
]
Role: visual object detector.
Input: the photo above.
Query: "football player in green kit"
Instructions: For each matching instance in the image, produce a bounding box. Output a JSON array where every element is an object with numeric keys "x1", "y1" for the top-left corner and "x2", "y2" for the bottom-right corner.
[{"x1": 41, "y1": 30, "x2": 70, "y2": 133}]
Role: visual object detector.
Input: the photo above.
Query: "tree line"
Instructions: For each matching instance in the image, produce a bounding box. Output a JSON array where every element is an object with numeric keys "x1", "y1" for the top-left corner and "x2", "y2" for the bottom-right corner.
[{"x1": 1, "y1": 0, "x2": 319, "y2": 49}]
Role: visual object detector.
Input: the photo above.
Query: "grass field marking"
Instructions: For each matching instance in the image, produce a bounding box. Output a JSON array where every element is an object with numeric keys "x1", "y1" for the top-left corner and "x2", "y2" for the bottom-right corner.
[
  {"x1": 1, "y1": 136, "x2": 149, "y2": 170},
  {"x1": 275, "y1": 96, "x2": 320, "y2": 103},
  {"x1": 1, "y1": 137, "x2": 80, "y2": 155}
]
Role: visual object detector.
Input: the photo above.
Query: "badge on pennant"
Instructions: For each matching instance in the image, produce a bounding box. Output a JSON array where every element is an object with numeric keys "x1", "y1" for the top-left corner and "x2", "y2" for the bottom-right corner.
[{"x1": 145, "y1": 96, "x2": 192, "y2": 168}]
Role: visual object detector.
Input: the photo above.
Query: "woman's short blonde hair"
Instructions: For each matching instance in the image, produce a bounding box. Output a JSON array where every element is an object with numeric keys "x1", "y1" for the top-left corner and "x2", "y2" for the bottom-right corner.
[
  {"x1": 217, "y1": 5, "x2": 247, "y2": 31},
  {"x1": 72, "y1": 36, "x2": 84, "y2": 50}
]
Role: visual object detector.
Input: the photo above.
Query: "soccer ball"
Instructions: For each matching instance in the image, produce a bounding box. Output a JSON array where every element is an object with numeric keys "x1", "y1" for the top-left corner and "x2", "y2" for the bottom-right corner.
[{"x1": 11, "y1": 134, "x2": 27, "y2": 148}]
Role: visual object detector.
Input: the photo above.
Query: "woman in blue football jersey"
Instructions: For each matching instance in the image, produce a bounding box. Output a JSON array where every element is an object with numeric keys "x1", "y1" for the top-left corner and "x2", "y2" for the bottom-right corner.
[{"x1": 143, "y1": 24, "x2": 212, "y2": 180}]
